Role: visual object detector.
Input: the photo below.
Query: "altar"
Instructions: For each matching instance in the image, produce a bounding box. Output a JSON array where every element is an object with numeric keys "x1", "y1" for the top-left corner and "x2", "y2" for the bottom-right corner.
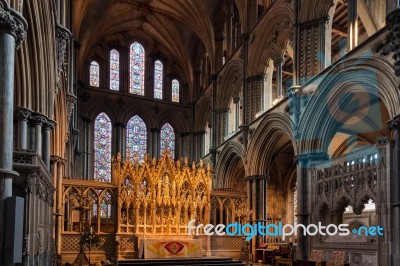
[
  {"x1": 112, "y1": 150, "x2": 212, "y2": 259},
  {"x1": 138, "y1": 238, "x2": 203, "y2": 258}
]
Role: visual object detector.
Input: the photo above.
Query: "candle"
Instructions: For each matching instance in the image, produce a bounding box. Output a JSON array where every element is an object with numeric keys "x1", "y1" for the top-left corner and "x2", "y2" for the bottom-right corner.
[{"x1": 90, "y1": 227, "x2": 93, "y2": 234}]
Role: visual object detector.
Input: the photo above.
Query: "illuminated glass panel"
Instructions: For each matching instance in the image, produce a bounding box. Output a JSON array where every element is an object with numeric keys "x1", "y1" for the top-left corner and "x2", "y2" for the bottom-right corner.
[
  {"x1": 90, "y1": 61, "x2": 100, "y2": 87},
  {"x1": 172, "y1": 79, "x2": 180, "y2": 102},
  {"x1": 100, "y1": 191, "x2": 112, "y2": 218},
  {"x1": 160, "y1": 123, "x2": 175, "y2": 158},
  {"x1": 154, "y1": 60, "x2": 163, "y2": 99},
  {"x1": 94, "y1": 112, "x2": 112, "y2": 182},
  {"x1": 110, "y1": 49, "x2": 119, "y2": 91},
  {"x1": 129, "y1": 42, "x2": 145, "y2": 95},
  {"x1": 126, "y1": 115, "x2": 147, "y2": 162}
]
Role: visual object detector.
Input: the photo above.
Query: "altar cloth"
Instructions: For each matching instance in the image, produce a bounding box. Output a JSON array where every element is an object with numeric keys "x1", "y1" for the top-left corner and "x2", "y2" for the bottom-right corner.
[{"x1": 139, "y1": 238, "x2": 202, "y2": 258}]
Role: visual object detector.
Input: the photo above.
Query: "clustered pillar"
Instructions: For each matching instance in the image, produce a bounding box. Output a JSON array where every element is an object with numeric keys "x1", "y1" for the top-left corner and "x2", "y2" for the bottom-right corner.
[
  {"x1": 246, "y1": 175, "x2": 268, "y2": 254},
  {"x1": 0, "y1": 1, "x2": 27, "y2": 263}
]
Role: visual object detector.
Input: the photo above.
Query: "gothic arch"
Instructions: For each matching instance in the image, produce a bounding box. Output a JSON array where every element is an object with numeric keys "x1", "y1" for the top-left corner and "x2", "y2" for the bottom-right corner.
[
  {"x1": 247, "y1": 112, "x2": 297, "y2": 176},
  {"x1": 248, "y1": 4, "x2": 294, "y2": 76},
  {"x1": 215, "y1": 141, "x2": 246, "y2": 191},
  {"x1": 298, "y1": 57, "x2": 398, "y2": 155},
  {"x1": 217, "y1": 59, "x2": 243, "y2": 108},
  {"x1": 80, "y1": 96, "x2": 120, "y2": 123}
]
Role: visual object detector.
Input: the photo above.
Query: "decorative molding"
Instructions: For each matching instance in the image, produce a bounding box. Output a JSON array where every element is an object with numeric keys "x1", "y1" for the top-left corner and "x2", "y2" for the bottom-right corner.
[
  {"x1": 14, "y1": 107, "x2": 32, "y2": 121},
  {"x1": 386, "y1": 9, "x2": 400, "y2": 76},
  {"x1": 0, "y1": 1, "x2": 27, "y2": 49},
  {"x1": 387, "y1": 115, "x2": 400, "y2": 131},
  {"x1": 55, "y1": 24, "x2": 71, "y2": 93},
  {"x1": 65, "y1": 92, "x2": 77, "y2": 141}
]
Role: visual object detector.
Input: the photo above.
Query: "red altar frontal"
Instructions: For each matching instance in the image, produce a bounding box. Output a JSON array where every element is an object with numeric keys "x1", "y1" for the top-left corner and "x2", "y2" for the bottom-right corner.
[{"x1": 138, "y1": 238, "x2": 203, "y2": 259}]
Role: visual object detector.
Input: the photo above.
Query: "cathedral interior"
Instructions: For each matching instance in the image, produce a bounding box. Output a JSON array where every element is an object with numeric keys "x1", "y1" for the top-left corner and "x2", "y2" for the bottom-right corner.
[{"x1": 0, "y1": 0, "x2": 400, "y2": 265}]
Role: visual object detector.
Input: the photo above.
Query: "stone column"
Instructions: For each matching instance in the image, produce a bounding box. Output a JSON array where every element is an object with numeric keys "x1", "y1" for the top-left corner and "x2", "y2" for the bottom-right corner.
[
  {"x1": 31, "y1": 114, "x2": 46, "y2": 157},
  {"x1": 233, "y1": 97, "x2": 240, "y2": 132},
  {"x1": 114, "y1": 122, "x2": 125, "y2": 158},
  {"x1": 274, "y1": 58, "x2": 284, "y2": 99},
  {"x1": 150, "y1": 128, "x2": 160, "y2": 159},
  {"x1": 347, "y1": 0, "x2": 358, "y2": 51},
  {"x1": 81, "y1": 116, "x2": 91, "y2": 179},
  {"x1": 388, "y1": 115, "x2": 400, "y2": 264},
  {"x1": 14, "y1": 107, "x2": 32, "y2": 150},
  {"x1": 295, "y1": 155, "x2": 310, "y2": 260},
  {"x1": 180, "y1": 132, "x2": 190, "y2": 159},
  {"x1": 0, "y1": 1, "x2": 27, "y2": 262},
  {"x1": 51, "y1": 155, "x2": 65, "y2": 255},
  {"x1": 295, "y1": 152, "x2": 327, "y2": 260},
  {"x1": 42, "y1": 119, "x2": 56, "y2": 170}
]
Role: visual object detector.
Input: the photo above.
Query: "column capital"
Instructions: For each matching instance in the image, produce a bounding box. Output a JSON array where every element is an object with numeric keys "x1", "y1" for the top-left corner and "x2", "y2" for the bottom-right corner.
[
  {"x1": 14, "y1": 107, "x2": 32, "y2": 121},
  {"x1": 0, "y1": 2, "x2": 27, "y2": 49},
  {"x1": 43, "y1": 119, "x2": 56, "y2": 129},
  {"x1": 388, "y1": 115, "x2": 400, "y2": 131},
  {"x1": 50, "y1": 155, "x2": 66, "y2": 165},
  {"x1": 30, "y1": 113, "x2": 47, "y2": 126}
]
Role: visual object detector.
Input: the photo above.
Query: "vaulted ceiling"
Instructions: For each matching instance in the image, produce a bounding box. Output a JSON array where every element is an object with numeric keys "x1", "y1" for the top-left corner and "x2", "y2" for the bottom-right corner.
[{"x1": 73, "y1": 0, "x2": 222, "y2": 89}]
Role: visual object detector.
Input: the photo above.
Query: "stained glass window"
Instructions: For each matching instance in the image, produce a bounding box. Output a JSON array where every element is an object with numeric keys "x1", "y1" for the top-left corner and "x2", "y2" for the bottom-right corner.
[
  {"x1": 160, "y1": 123, "x2": 175, "y2": 158},
  {"x1": 129, "y1": 42, "x2": 145, "y2": 95},
  {"x1": 94, "y1": 112, "x2": 112, "y2": 182},
  {"x1": 110, "y1": 49, "x2": 119, "y2": 91},
  {"x1": 90, "y1": 61, "x2": 100, "y2": 87},
  {"x1": 154, "y1": 60, "x2": 163, "y2": 99},
  {"x1": 100, "y1": 191, "x2": 112, "y2": 218},
  {"x1": 172, "y1": 79, "x2": 180, "y2": 102},
  {"x1": 126, "y1": 115, "x2": 147, "y2": 162}
]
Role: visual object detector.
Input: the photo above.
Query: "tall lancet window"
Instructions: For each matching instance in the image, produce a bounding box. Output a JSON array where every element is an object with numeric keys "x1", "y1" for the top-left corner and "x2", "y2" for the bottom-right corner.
[
  {"x1": 90, "y1": 61, "x2": 100, "y2": 87},
  {"x1": 154, "y1": 60, "x2": 163, "y2": 99},
  {"x1": 94, "y1": 112, "x2": 112, "y2": 182},
  {"x1": 172, "y1": 79, "x2": 180, "y2": 103},
  {"x1": 110, "y1": 49, "x2": 120, "y2": 91},
  {"x1": 126, "y1": 115, "x2": 147, "y2": 162},
  {"x1": 129, "y1": 42, "x2": 145, "y2": 95},
  {"x1": 160, "y1": 123, "x2": 175, "y2": 158}
]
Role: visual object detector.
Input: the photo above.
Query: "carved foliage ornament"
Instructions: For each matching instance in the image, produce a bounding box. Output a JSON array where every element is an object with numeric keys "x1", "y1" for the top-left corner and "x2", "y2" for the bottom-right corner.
[
  {"x1": 56, "y1": 25, "x2": 71, "y2": 93},
  {"x1": 386, "y1": 9, "x2": 400, "y2": 76},
  {"x1": 0, "y1": 1, "x2": 27, "y2": 49}
]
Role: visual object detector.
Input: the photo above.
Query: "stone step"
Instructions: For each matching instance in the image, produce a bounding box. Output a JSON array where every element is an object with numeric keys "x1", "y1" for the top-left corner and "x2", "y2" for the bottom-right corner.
[{"x1": 117, "y1": 257, "x2": 246, "y2": 266}]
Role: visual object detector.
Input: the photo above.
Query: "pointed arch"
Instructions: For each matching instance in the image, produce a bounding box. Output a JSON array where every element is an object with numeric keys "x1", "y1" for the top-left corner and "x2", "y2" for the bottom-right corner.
[
  {"x1": 126, "y1": 115, "x2": 147, "y2": 162},
  {"x1": 172, "y1": 79, "x2": 180, "y2": 103},
  {"x1": 90, "y1": 61, "x2": 100, "y2": 87},
  {"x1": 160, "y1": 123, "x2": 175, "y2": 158}
]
